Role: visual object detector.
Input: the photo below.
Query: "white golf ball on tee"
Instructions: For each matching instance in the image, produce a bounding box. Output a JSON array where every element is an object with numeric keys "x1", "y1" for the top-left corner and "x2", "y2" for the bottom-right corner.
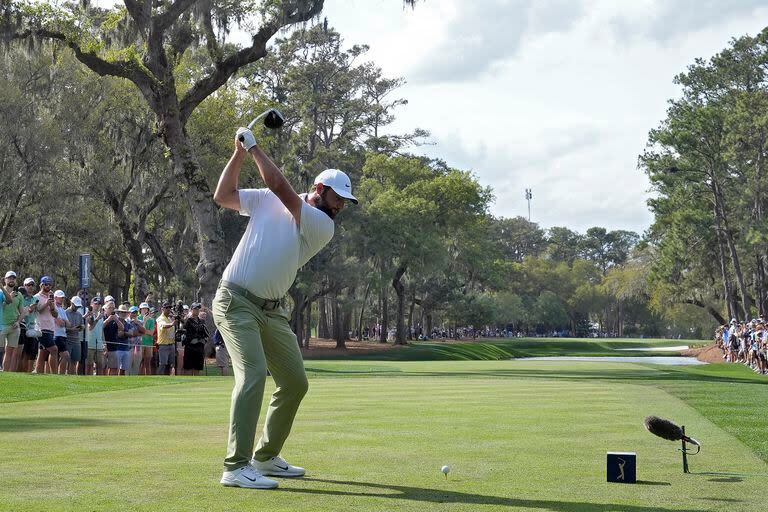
[{"x1": 441, "y1": 465, "x2": 450, "y2": 476}]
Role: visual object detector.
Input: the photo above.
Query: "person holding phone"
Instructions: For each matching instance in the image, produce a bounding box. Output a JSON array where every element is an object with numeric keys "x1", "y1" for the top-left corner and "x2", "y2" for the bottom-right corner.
[{"x1": 33, "y1": 276, "x2": 59, "y2": 374}]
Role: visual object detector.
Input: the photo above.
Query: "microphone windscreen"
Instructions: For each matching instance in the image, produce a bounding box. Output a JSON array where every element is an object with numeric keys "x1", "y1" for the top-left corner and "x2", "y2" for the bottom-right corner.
[{"x1": 644, "y1": 415, "x2": 684, "y2": 442}]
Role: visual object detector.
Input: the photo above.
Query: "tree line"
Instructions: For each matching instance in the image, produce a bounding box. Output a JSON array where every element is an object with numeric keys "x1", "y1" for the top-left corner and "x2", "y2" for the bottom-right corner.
[
  {"x1": 641, "y1": 27, "x2": 768, "y2": 327},
  {"x1": 0, "y1": 1, "x2": 722, "y2": 344}
]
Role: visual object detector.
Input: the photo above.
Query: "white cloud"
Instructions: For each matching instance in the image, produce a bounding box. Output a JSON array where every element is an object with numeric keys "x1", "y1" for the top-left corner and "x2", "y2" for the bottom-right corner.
[{"x1": 321, "y1": 0, "x2": 768, "y2": 234}]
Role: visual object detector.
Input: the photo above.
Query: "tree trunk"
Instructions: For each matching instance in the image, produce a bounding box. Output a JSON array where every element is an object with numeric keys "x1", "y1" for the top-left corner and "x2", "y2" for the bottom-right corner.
[
  {"x1": 407, "y1": 294, "x2": 416, "y2": 341},
  {"x1": 392, "y1": 264, "x2": 407, "y2": 345},
  {"x1": 333, "y1": 293, "x2": 346, "y2": 349},
  {"x1": 713, "y1": 205, "x2": 737, "y2": 321},
  {"x1": 318, "y1": 296, "x2": 330, "y2": 339},
  {"x1": 160, "y1": 114, "x2": 228, "y2": 305},
  {"x1": 143, "y1": 230, "x2": 175, "y2": 282},
  {"x1": 754, "y1": 142, "x2": 766, "y2": 317},
  {"x1": 123, "y1": 262, "x2": 132, "y2": 303},
  {"x1": 755, "y1": 256, "x2": 766, "y2": 318},
  {"x1": 712, "y1": 179, "x2": 751, "y2": 319},
  {"x1": 304, "y1": 299, "x2": 312, "y2": 349},
  {"x1": 379, "y1": 285, "x2": 389, "y2": 343},
  {"x1": 357, "y1": 281, "x2": 371, "y2": 341},
  {"x1": 289, "y1": 287, "x2": 305, "y2": 348}
]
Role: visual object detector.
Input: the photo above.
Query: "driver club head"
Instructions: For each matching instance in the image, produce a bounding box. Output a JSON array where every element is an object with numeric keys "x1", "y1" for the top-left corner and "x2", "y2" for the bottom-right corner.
[
  {"x1": 247, "y1": 108, "x2": 285, "y2": 130},
  {"x1": 264, "y1": 108, "x2": 285, "y2": 129}
]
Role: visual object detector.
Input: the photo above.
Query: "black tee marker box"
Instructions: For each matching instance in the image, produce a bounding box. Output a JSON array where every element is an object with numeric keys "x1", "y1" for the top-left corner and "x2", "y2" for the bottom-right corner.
[{"x1": 607, "y1": 452, "x2": 636, "y2": 483}]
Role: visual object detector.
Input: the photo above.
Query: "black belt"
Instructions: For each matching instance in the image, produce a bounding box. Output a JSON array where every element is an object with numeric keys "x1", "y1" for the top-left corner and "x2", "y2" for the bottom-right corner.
[{"x1": 219, "y1": 280, "x2": 282, "y2": 311}]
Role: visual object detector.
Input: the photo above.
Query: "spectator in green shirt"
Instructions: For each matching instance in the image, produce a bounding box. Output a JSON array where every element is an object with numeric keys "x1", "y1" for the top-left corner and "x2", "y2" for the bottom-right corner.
[
  {"x1": 2, "y1": 271, "x2": 25, "y2": 372},
  {"x1": 138, "y1": 303, "x2": 156, "y2": 375}
]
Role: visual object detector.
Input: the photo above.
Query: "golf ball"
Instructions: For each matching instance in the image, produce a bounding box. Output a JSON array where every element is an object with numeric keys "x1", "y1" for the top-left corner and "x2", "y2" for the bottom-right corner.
[{"x1": 441, "y1": 465, "x2": 450, "y2": 475}]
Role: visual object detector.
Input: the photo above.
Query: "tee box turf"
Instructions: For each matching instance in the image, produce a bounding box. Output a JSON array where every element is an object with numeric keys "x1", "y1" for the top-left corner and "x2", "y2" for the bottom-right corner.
[{"x1": 606, "y1": 452, "x2": 636, "y2": 483}]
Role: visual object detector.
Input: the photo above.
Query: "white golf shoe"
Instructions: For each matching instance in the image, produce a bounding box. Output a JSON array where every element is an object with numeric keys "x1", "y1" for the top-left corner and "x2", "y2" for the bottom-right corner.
[
  {"x1": 220, "y1": 464, "x2": 279, "y2": 489},
  {"x1": 251, "y1": 456, "x2": 306, "y2": 477}
]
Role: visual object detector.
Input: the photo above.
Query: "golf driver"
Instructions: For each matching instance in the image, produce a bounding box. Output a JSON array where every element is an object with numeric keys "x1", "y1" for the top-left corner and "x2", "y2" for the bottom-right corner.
[{"x1": 246, "y1": 108, "x2": 285, "y2": 130}]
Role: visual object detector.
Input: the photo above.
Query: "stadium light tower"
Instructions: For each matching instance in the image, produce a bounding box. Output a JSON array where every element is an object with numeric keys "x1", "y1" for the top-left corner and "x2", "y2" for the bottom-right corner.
[{"x1": 525, "y1": 188, "x2": 533, "y2": 221}]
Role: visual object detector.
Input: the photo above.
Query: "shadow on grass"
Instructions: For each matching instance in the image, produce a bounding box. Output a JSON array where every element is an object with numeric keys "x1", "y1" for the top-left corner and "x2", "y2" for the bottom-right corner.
[
  {"x1": 283, "y1": 478, "x2": 707, "y2": 512},
  {"x1": 694, "y1": 471, "x2": 768, "y2": 478},
  {"x1": 635, "y1": 480, "x2": 671, "y2": 486},
  {"x1": 0, "y1": 417, "x2": 121, "y2": 432}
]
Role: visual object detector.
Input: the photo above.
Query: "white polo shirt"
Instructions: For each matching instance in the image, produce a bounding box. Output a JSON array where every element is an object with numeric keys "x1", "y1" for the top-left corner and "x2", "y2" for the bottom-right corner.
[{"x1": 221, "y1": 189, "x2": 334, "y2": 300}]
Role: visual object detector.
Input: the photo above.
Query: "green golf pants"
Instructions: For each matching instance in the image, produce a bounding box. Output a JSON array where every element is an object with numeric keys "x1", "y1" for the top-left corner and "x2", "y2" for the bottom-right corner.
[{"x1": 213, "y1": 283, "x2": 308, "y2": 470}]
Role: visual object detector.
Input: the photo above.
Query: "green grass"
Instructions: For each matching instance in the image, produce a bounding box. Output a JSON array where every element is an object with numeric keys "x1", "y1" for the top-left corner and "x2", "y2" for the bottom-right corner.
[
  {"x1": 1, "y1": 355, "x2": 766, "y2": 511},
  {"x1": 0, "y1": 372, "x2": 187, "y2": 403},
  {"x1": 308, "y1": 337, "x2": 707, "y2": 361}
]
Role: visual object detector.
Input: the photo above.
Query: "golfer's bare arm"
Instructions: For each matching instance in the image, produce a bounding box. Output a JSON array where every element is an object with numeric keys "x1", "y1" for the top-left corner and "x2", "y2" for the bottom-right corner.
[{"x1": 214, "y1": 141, "x2": 302, "y2": 224}]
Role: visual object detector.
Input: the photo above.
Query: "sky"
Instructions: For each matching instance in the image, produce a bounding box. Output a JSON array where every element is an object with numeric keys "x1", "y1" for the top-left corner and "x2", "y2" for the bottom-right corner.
[{"x1": 310, "y1": 0, "x2": 768, "y2": 234}]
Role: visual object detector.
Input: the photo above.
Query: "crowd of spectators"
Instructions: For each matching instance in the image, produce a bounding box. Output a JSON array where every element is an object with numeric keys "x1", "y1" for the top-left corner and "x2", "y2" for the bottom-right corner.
[
  {"x1": 715, "y1": 319, "x2": 768, "y2": 375},
  {"x1": 0, "y1": 271, "x2": 232, "y2": 376}
]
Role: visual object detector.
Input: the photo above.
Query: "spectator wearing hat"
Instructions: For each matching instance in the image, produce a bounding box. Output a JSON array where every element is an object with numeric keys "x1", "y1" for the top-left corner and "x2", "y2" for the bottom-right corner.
[
  {"x1": 18, "y1": 278, "x2": 40, "y2": 372},
  {"x1": 85, "y1": 297, "x2": 105, "y2": 375},
  {"x1": 126, "y1": 306, "x2": 146, "y2": 375},
  {"x1": 2, "y1": 271, "x2": 25, "y2": 372},
  {"x1": 138, "y1": 303, "x2": 155, "y2": 375},
  {"x1": 0, "y1": 272, "x2": 9, "y2": 369},
  {"x1": 52, "y1": 289, "x2": 71, "y2": 374},
  {"x1": 65, "y1": 297, "x2": 85, "y2": 375},
  {"x1": 104, "y1": 303, "x2": 132, "y2": 376},
  {"x1": 34, "y1": 276, "x2": 59, "y2": 374},
  {"x1": 183, "y1": 303, "x2": 209, "y2": 376},
  {"x1": 156, "y1": 302, "x2": 176, "y2": 375}
]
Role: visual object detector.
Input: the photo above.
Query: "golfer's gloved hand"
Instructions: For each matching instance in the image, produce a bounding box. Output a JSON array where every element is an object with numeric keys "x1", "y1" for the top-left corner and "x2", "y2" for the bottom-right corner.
[{"x1": 236, "y1": 127, "x2": 257, "y2": 151}]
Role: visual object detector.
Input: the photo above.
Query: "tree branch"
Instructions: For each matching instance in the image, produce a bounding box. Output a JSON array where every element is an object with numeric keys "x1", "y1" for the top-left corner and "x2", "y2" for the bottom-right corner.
[
  {"x1": 153, "y1": 0, "x2": 199, "y2": 32},
  {"x1": 10, "y1": 27, "x2": 154, "y2": 91},
  {"x1": 178, "y1": 22, "x2": 277, "y2": 123},
  {"x1": 123, "y1": 0, "x2": 151, "y2": 32},
  {"x1": 178, "y1": 0, "x2": 325, "y2": 123}
]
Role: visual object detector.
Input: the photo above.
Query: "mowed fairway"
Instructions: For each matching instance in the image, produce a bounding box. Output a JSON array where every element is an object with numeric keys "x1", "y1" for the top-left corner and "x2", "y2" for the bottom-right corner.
[{"x1": 1, "y1": 359, "x2": 766, "y2": 512}]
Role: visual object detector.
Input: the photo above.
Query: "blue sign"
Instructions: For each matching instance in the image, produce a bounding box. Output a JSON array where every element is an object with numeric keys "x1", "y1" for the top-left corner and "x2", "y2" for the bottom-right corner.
[{"x1": 79, "y1": 254, "x2": 91, "y2": 289}]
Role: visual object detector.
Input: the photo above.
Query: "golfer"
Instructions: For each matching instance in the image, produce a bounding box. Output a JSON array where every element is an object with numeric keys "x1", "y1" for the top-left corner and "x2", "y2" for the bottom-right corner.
[{"x1": 213, "y1": 125, "x2": 357, "y2": 489}]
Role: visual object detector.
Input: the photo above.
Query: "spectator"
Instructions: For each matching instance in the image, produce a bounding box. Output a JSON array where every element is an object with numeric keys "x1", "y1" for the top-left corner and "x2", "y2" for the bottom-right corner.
[
  {"x1": 2, "y1": 271, "x2": 24, "y2": 372},
  {"x1": 114, "y1": 304, "x2": 134, "y2": 375},
  {"x1": 18, "y1": 278, "x2": 40, "y2": 373},
  {"x1": 175, "y1": 304, "x2": 189, "y2": 375},
  {"x1": 183, "y1": 303, "x2": 209, "y2": 376},
  {"x1": 85, "y1": 297, "x2": 105, "y2": 375},
  {"x1": 65, "y1": 297, "x2": 85, "y2": 375},
  {"x1": 103, "y1": 301, "x2": 124, "y2": 376},
  {"x1": 34, "y1": 276, "x2": 59, "y2": 374},
  {"x1": 156, "y1": 302, "x2": 175, "y2": 375},
  {"x1": 75, "y1": 289, "x2": 89, "y2": 370},
  {"x1": 213, "y1": 329, "x2": 231, "y2": 376},
  {"x1": 138, "y1": 303, "x2": 155, "y2": 375},
  {"x1": 52, "y1": 289, "x2": 71, "y2": 374},
  {"x1": 127, "y1": 306, "x2": 144, "y2": 375}
]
